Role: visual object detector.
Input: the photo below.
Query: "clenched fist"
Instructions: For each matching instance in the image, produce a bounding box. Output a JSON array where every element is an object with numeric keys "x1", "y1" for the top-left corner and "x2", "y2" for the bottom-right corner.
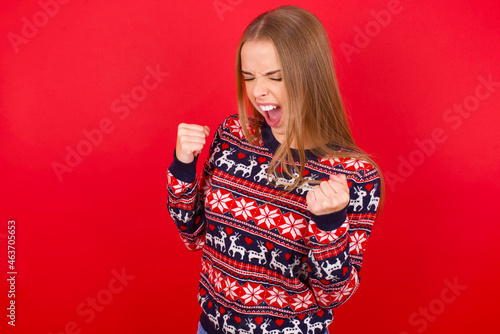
[
  {"x1": 175, "y1": 123, "x2": 210, "y2": 164},
  {"x1": 306, "y1": 174, "x2": 350, "y2": 216}
]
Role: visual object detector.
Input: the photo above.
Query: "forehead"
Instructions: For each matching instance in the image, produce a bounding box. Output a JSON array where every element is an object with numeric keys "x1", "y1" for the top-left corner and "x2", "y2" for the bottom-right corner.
[{"x1": 240, "y1": 40, "x2": 280, "y2": 71}]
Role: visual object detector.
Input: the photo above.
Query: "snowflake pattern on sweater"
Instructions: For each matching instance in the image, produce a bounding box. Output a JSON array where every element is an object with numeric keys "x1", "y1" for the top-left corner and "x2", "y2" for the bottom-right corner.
[{"x1": 167, "y1": 115, "x2": 381, "y2": 334}]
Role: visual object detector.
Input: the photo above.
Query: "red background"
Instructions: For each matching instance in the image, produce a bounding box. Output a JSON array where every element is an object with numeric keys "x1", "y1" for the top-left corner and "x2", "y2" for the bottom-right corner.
[{"x1": 1, "y1": 0, "x2": 499, "y2": 333}]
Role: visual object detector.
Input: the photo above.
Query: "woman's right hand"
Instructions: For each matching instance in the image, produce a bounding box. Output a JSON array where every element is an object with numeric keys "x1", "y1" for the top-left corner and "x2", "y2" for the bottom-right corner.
[{"x1": 175, "y1": 123, "x2": 210, "y2": 164}]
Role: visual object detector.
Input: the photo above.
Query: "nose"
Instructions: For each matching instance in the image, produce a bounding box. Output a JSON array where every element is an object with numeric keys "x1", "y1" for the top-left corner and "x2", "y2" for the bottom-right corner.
[{"x1": 252, "y1": 77, "x2": 269, "y2": 98}]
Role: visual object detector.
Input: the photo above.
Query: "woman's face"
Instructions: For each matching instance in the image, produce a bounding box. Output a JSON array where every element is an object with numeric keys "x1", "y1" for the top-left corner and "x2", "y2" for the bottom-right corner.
[{"x1": 240, "y1": 39, "x2": 287, "y2": 143}]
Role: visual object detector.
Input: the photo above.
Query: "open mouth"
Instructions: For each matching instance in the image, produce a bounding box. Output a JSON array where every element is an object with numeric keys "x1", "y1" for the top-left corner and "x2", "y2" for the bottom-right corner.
[{"x1": 259, "y1": 104, "x2": 282, "y2": 127}]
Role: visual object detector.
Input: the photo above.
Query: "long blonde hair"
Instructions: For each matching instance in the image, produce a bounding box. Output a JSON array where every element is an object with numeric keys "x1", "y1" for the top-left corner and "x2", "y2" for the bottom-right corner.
[{"x1": 235, "y1": 5, "x2": 385, "y2": 210}]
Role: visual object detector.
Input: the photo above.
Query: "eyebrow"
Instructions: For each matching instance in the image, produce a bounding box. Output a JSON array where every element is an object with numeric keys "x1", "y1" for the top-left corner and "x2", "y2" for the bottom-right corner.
[{"x1": 241, "y1": 69, "x2": 281, "y2": 76}]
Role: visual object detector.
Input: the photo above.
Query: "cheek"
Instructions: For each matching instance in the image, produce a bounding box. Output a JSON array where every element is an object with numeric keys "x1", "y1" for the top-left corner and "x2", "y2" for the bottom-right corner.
[
  {"x1": 244, "y1": 83, "x2": 254, "y2": 101},
  {"x1": 245, "y1": 88, "x2": 252, "y2": 101},
  {"x1": 275, "y1": 87, "x2": 287, "y2": 105},
  {"x1": 244, "y1": 89, "x2": 257, "y2": 111}
]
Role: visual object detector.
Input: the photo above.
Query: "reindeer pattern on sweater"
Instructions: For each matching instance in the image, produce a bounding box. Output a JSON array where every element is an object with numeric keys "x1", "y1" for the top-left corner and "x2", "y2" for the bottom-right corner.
[{"x1": 167, "y1": 115, "x2": 381, "y2": 334}]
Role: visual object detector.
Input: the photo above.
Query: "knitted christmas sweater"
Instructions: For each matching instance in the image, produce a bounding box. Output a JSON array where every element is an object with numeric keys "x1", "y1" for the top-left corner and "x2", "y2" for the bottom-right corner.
[{"x1": 167, "y1": 115, "x2": 381, "y2": 334}]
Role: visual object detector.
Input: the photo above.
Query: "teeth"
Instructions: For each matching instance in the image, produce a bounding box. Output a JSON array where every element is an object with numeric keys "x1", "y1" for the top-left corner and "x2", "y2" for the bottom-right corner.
[{"x1": 260, "y1": 105, "x2": 278, "y2": 112}]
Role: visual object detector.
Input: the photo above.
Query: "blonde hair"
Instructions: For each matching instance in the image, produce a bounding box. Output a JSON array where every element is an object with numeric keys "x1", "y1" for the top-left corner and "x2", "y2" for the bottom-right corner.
[{"x1": 235, "y1": 5, "x2": 385, "y2": 210}]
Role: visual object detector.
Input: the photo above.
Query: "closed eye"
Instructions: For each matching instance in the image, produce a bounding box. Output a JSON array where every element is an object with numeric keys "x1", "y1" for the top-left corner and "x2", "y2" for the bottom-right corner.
[
  {"x1": 242, "y1": 69, "x2": 282, "y2": 82},
  {"x1": 243, "y1": 77, "x2": 282, "y2": 82}
]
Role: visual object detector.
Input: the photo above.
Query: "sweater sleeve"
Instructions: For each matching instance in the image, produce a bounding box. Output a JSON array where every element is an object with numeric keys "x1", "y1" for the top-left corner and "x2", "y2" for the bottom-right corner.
[
  {"x1": 305, "y1": 171, "x2": 381, "y2": 309},
  {"x1": 166, "y1": 126, "x2": 220, "y2": 251}
]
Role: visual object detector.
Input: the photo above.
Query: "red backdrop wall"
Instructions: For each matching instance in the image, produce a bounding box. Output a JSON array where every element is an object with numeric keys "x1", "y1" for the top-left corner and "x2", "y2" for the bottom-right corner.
[{"x1": 1, "y1": 0, "x2": 499, "y2": 333}]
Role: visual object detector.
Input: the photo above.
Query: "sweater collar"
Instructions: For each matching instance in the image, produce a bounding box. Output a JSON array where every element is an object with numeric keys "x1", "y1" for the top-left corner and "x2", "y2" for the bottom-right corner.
[
  {"x1": 261, "y1": 120, "x2": 281, "y2": 154},
  {"x1": 260, "y1": 120, "x2": 318, "y2": 161}
]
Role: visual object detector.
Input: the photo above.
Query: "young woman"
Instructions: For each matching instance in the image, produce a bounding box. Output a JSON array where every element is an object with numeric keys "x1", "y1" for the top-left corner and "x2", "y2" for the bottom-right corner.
[{"x1": 167, "y1": 5, "x2": 383, "y2": 334}]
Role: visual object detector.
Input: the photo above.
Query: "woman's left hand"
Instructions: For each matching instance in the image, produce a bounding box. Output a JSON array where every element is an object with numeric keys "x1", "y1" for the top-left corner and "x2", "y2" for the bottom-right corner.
[{"x1": 306, "y1": 174, "x2": 350, "y2": 215}]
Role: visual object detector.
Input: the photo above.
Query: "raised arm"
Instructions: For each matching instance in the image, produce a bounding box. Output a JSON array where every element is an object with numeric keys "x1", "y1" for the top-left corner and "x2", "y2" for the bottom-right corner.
[
  {"x1": 305, "y1": 171, "x2": 381, "y2": 308},
  {"x1": 166, "y1": 123, "x2": 212, "y2": 251}
]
